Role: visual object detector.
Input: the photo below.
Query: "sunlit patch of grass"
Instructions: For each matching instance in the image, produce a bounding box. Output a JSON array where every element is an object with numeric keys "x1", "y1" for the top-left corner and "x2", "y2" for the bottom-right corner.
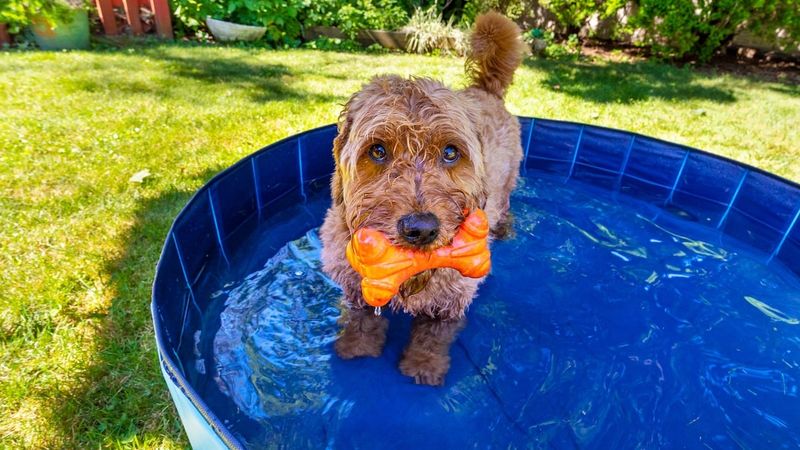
[{"x1": 0, "y1": 44, "x2": 797, "y2": 447}]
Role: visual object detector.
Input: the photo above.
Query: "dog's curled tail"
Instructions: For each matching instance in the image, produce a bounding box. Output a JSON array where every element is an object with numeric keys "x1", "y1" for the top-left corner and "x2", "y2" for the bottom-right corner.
[{"x1": 466, "y1": 12, "x2": 524, "y2": 98}]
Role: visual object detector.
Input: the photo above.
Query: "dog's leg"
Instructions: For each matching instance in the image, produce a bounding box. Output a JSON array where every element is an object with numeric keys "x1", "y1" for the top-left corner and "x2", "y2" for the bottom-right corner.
[
  {"x1": 490, "y1": 167, "x2": 519, "y2": 239},
  {"x1": 334, "y1": 306, "x2": 388, "y2": 359},
  {"x1": 491, "y1": 211, "x2": 514, "y2": 239},
  {"x1": 399, "y1": 314, "x2": 466, "y2": 386}
]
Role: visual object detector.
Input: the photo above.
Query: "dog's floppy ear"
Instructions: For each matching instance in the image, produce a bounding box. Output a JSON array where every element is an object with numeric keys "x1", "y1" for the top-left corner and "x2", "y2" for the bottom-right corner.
[
  {"x1": 331, "y1": 81, "x2": 381, "y2": 207},
  {"x1": 331, "y1": 114, "x2": 352, "y2": 207}
]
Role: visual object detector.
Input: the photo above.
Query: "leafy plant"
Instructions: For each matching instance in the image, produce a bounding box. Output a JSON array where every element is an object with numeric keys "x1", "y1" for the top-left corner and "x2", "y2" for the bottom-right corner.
[
  {"x1": 171, "y1": 0, "x2": 411, "y2": 44},
  {"x1": 0, "y1": 0, "x2": 87, "y2": 33},
  {"x1": 746, "y1": 0, "x2": 800, "y2": 52},
  {"x1": 459, "y1": 0, "x2": 525, "y2": 26},
  {"x1": 171, "y1": 0, "x2": 225, "y2": 30},
  {"x1": 404, "y1": 4, "x2": 468, "y2": 56},
  {"x1": 627, "y1": 0, "x2": 746, "y2": 61},
  {"x1": 632, "y1": 0, "x2": 800, "y2": 61},
  {"x1": 299, "y1": 0, "x2": 343, "y2": 28},
  {"x1": 333, "y1": 0, "x2": 410, "y2": 38},
  {"x1": 226, "y1": 0, "x2": 303, "y2": 45},
  {"x1": 171, "y1": 0, "x2": 304, "y2": 46},
  {"x1": 0, "y1": 1, "x2": 27, "y2": 33},
  {"x1": 540, "y1": 0, "x2": 600, "y2": 36},
  {"x1": 518, "y1": 0, "x2": 800, "y2": 62}
]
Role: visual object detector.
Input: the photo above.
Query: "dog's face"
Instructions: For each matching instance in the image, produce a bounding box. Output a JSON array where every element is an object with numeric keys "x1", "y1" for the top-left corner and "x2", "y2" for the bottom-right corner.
[{"x1": 332, "y1": 76, "x2": 487, "y2": 249}]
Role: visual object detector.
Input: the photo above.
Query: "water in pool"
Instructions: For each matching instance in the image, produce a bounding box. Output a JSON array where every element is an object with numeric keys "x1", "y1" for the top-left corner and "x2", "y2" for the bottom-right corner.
[{"x1": 192, "y1": 174, "x2": 800, "y2": 449}]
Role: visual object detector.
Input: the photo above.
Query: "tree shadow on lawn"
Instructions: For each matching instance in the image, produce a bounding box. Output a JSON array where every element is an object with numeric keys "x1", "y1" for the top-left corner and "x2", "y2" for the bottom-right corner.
[
  {"x1": 48, "y1": 167, "x2": 228, "y2": 447},
  {"x1": 73, "y1": 47, "x2": 344, "y2": 104},
  {"x1": 768, "y1": 83, "x2": 800, "y2": 97},
  {"x1": 145, "y1": 48, "x2": 348, "y2": 104},
  {"x1": 525, "y1": 58, "x2": 737, "y2": 104}
]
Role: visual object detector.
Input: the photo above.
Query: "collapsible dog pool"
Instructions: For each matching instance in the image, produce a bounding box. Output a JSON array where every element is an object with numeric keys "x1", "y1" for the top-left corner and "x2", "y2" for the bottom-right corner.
[{"x1": 152, "y1": 117, "x2": 800, "y2": 449}]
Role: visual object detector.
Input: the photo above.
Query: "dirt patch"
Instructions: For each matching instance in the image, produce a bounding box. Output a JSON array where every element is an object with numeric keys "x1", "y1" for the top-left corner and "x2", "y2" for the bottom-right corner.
[
  {"x1": 579, "y1": 41, "x2": 649, "y2": 63},
  {"x1": 701, "y1": 47, "x2": 800, "y2": 85},
  {"x1": 579, "y1": 41, "x2": 800, "y2": 86}
]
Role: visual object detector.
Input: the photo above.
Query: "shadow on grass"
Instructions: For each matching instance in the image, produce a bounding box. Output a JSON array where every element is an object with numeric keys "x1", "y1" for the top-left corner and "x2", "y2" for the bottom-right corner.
[
  {"x1": 49, "y1": 167, "x2": 225, "y2": 447},
  {"x1": 70, "y1": 46, "x2": 343, "y2": 104},
  {"x1": 768, "y1": 84, "x2": 800, "y2": 97},
  {"x1": 525, "y1": 58, "x2": 737, "y2": 104},
  {"x1": 149, "y1": 49, "x2": 343, "y2": 103}
]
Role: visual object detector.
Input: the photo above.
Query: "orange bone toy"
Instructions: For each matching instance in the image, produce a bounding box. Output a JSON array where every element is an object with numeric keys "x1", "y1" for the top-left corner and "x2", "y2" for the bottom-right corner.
[{"x1": 346, "y1": 209, "x2": 491, "y2": 307}]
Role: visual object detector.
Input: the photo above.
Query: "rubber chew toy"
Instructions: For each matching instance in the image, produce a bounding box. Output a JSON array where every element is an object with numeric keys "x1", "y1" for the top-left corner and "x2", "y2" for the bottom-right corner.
[{"x1": 346, "y1": 209, "x2": 491, "y2": 307}]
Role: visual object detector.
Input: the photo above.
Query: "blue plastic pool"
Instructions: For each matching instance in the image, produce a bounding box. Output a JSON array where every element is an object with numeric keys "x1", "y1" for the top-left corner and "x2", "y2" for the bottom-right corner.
[{"x1": 152, "y1": 118, "x2": 800, "y2": 449}]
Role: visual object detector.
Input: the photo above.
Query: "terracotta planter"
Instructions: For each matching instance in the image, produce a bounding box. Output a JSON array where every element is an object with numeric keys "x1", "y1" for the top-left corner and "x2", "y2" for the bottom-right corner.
[
  {"x1": 206, "y1": 17, "x2": 266, "y2": 42},
  {"x1": 356, "y1": 29, "x2": 410, "y2": 49},
  {"x1": 31, "y1": 9, "x2": 90, "y2": 50}
]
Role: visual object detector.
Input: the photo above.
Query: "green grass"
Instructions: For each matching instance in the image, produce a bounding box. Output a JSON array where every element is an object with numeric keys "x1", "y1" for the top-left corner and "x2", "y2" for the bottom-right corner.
[{"x1": 0, "y1": 44, "x2": 798, "y2": 448}]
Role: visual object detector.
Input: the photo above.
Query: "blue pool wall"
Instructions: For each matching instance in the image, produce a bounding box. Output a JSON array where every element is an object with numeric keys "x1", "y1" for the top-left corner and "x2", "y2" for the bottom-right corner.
[{"x1": 151, "y1": 117, "x2": 800, "y2": 448}]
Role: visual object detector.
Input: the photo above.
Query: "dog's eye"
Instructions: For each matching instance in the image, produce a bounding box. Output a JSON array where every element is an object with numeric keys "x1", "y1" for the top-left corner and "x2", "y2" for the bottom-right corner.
[
  {"x1": 368, "y1": 144, "x2": 387, "y2": 162},
  {"x1": 442, "y1": 145, "x2": 460, "y2": 164}
]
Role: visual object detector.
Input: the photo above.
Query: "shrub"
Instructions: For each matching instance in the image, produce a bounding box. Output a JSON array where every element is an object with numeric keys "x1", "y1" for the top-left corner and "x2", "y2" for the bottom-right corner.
[
  {"x1": 300, "y1": 0, "x2": 342, "y2": 28},
  {"x1": 171, "y1": 0, "x2": 410, "y2": 45},
  {"x1": 0, "y1": 0, "x2": 86, "y2": 33},
  {"x1": 459, "y1": 0, "x2": 525, "y2": 26},
  {"x1": 171, "y1": 0, "x2": 225, "y2": 31},
  {"x1": 224, "y1": 0, "x2": 303, "y2": 45},
  {"x1": 625, "y1": 0, "x2": 751, "y2": 61},
  {"x1": 539, "y1": 0, "x2": 601, "y2": 36},
  {"x1": 622, "y1": 0, "x2": 800, "y2": 61},
  {"x1": 336, "y1": 0, "x2": 410, "y2": 37},
  {"x1": 0, "y1": 2, "x2": 27, "y2": 33},
  {"x1": 748, "y1": 2, "x2": 800, "y2": 53},
  {"x1": 404, "y1": 4, "x2": 468, "y2": 56},
  {"x1": 516, "y1": 0, "x2": 800, "y2": 62}
]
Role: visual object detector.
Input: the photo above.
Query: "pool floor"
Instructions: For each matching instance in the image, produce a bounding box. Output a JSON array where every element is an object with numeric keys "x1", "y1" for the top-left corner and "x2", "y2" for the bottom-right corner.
[{"x1": 185, "y1": 174, "x2": 800, "y2": 449}]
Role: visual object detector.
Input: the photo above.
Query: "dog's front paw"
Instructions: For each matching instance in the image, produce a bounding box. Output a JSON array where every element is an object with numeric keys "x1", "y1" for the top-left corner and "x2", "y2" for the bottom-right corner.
[
  {"x1": 334, "y1": 314, "x2": 388, "y2": 359},
  {"x1": 491, "y1": 212, "x2": 515, "y2": 240},
  {"x1": 399, "y1": 349, "x2": 449, "y2": 386}
]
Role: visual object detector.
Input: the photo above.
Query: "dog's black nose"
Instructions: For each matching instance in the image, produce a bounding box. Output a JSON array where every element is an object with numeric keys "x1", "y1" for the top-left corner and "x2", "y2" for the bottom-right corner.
[{"x1": 397, "y1": 212, "x2": 440, "y2": 246}]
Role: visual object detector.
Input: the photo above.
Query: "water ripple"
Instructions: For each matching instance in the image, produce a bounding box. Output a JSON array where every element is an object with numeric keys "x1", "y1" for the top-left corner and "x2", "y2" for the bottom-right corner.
[{"x1": 191, "y1": 175, "x2": 800, "y2": 449}]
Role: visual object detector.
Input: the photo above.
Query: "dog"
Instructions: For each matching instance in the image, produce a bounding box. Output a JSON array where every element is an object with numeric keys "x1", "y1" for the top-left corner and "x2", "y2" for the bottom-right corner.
[{"x1": 320, "y1": 12, "x2": 524, "y2": 386}]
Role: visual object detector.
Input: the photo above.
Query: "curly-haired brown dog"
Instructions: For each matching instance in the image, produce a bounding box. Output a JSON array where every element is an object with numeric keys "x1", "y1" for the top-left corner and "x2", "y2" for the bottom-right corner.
[{"x1": 321, "y1": 12, "x2": 524, "y2": 386}]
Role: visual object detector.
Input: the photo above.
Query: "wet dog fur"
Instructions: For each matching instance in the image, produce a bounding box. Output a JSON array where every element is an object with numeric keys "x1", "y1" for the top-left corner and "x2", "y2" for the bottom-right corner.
[{"x1": 321, "y1": 12, "x2": 524, "y2": 386}]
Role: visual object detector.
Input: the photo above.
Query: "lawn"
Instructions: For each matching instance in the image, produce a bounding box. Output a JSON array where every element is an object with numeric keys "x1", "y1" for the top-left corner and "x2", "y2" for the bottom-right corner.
[{"x1": 0, "y1": 44, "x2": 798, "y2": 448}]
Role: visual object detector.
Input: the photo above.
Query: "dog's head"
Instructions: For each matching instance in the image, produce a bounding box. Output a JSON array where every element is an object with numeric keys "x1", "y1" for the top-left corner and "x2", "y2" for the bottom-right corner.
[{"x1": 331, "y1": 75, "x2": 487, "y2": 250}]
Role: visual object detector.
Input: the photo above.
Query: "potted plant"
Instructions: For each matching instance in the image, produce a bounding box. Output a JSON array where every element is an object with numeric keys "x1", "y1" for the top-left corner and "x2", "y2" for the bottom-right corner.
[{"x1": 29, "y1": 0, "x2": 90, "y2": 50}]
